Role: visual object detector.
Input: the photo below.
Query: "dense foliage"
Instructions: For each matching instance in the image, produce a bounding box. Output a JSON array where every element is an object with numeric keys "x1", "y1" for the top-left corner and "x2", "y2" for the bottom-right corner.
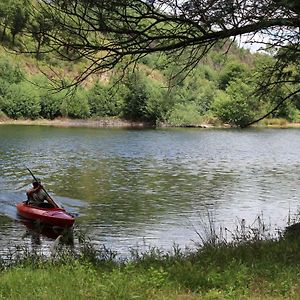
[
  {"x1": 0, "y1": 0, "x2": 299, "y2": 126},
  {"x1": 0, "y1": 51, "x2": 299, "y2": 126}
]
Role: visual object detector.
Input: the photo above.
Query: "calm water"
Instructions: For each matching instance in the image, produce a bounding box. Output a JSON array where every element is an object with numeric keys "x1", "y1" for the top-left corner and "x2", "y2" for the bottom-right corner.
[{"x1": 0, "y1": 125, "x2": 299, "y2": 256}]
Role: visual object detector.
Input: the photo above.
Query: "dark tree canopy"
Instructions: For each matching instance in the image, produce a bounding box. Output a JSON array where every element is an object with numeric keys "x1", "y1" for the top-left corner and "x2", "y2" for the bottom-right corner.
[
  {"x1": 19, "y1": 0, "x2": 300, "y2": 124},
  {"x1": 23, "y1": 0, "x2": 299, "y2": 75}
]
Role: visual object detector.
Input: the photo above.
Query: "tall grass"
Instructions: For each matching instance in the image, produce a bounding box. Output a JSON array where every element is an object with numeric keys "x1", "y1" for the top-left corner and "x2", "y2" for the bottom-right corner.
[
  {"x1": 259, "y1": 118, "x2": 288, "y2": 127},
  {"x1": 1, "y1": 217, "x2": 300, "y2": 299}
]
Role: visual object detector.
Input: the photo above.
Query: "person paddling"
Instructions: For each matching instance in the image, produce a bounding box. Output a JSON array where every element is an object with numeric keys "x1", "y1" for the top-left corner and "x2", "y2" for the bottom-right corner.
[{"x1": 26, "y1": 178, "x2": 54, "y2": 208}]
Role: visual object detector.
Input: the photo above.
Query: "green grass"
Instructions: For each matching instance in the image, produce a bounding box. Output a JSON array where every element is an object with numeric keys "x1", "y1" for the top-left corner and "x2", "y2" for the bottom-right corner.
[
  {"x1": 2, "y1": 235, "x2": 300, "y2": 299},
  {"x1": 0, "y1": 261, "x2": 178, "y2": 300},
  {"x1": 258, "y1": 118, "x2": 288, "y2": 127}
]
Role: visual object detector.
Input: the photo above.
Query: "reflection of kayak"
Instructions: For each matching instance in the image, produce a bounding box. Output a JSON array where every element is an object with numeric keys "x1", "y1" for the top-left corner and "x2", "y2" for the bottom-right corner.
[
  {"x1": 20, "y1": 218, "x2": 74, "y2": 243},
  {"x1": 16, "y1": 202, "x2": 75, "y2": 228}
]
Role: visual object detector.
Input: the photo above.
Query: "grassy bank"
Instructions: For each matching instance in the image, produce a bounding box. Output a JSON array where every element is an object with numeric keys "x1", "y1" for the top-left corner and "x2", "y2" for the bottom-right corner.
[{"x1": 1, "y1": 231, "x2": 300, "y2": 299}]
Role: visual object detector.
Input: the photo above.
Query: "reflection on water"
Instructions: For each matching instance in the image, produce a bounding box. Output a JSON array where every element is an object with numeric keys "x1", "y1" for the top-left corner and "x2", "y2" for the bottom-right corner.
[{"x1": 0, "y1": 125, "x2": 300, "y2": 256}]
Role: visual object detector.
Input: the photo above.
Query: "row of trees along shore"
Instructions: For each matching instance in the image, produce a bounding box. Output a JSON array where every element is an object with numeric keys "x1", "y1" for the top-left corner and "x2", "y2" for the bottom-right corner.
[{"x1": 0, "y1": 0, "x2": 299, "y2": 127}]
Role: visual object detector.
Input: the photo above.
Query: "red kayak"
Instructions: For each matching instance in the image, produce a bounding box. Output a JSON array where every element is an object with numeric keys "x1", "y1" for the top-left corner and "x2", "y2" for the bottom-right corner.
[{"x1": 16, "y1": 202, "x2": 75, "y2": 228}]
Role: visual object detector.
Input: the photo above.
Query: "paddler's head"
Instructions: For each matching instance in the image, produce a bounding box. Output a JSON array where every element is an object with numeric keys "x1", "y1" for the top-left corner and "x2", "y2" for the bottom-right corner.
[{"x1": 32, "y1": 178, "x2": 41, "y2": 188}]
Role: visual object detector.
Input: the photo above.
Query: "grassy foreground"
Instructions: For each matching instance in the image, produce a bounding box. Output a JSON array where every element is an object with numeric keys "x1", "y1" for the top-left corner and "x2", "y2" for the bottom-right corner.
[{"x1": 1, "y1": 232, "x2": 300, "y2": 300}]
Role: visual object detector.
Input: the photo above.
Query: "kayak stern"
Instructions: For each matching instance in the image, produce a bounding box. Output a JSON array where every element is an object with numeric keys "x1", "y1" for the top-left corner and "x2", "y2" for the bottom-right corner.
[{"x1": 16, "y1": 202, "x2": 75, "y2": 228}]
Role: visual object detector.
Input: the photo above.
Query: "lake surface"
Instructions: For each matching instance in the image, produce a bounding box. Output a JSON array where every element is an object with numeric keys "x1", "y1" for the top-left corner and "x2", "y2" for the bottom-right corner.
[{"x1": 0, "y1": 125, "x2": 299, "y2": 257}]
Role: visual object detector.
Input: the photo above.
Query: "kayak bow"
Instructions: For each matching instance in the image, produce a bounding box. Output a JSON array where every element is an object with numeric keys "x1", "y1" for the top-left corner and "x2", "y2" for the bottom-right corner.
[{"x1": 16, "y1": 202, "x2": 75, "y2": 228}]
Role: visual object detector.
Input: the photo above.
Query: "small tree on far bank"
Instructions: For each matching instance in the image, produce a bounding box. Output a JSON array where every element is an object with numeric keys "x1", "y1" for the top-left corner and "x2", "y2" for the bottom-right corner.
[{"x1": 212, "y1": 79, "x2": 257, "y2": 127}]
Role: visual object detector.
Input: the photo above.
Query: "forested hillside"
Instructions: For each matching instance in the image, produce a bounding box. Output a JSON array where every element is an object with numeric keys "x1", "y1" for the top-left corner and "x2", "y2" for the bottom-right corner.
[{"x1": 0, "y1": 0, "x2": 299, "y2": 127}]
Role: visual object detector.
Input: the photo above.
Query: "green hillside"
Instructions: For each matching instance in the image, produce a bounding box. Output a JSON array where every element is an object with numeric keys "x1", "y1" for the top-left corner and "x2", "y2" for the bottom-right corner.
[{"x1": 0, "y1": 0, "x2": 299, "y2": 127}]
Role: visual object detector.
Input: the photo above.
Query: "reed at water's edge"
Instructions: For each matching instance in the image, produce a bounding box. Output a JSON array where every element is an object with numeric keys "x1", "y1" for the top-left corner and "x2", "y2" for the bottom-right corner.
[{"x1": 1, "y1": 217, "x2": 300, "y2": 299}]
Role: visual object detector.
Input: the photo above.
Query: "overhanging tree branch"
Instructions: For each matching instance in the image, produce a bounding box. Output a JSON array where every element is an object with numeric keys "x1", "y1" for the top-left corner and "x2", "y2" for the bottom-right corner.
[{"x1": 20, "y1": 0, "x2": 299, "y2": 77}]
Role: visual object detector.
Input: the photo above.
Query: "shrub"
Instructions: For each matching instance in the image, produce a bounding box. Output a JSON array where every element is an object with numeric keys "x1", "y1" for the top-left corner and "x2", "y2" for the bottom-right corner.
[
  {"x1": 167, "y1": 103, "x2": 203, "y2": 126},
  {"x1": 166, "y1": 71, "x2": 217, "y2": 119},
  {"x1": 40, "y1": 91, "x2": 64, "y2": 119},
  {"x1": 123, "y1": 72, "x2": 148, "y2": 120},
  {"x1": 271, "y1": 99, "x2": 300, "y2": 122},
  {"x1": 0, "y1": 57, "x2": 24, "y2": 104},
  {"x1": 123, "y1": 72, "x2": 165, "y2": 122},
  {"x1": 218, "y1": 61, "x2": 248, "y2": 90},
  {"x1": 32, "y1": 75, "x2": 65, "y2": 119},
  {"x1": 211, "y1": 79, "x2": 257, "y2": 127},
  {"x1": 87, "y1": 82, "x2": 125, "y2": 117},
  {"x1": 2, "y1": 82, "x2": 40, "y2": 119},
  {"x1": 143, "y1": 77, "x2": 168, "y2": 122},
  {"x1": 0, "y1": 57, "x2": 23, "y2": 84},
  {"x1": 0, "y1": 78, "x2": 11, "y2": 97},
  {"x1": 60, "y1": 89, "x2": 90, "y2": 118},
  {"x1": 289, "y1": 108, "x2": 300, "y2": 122}
]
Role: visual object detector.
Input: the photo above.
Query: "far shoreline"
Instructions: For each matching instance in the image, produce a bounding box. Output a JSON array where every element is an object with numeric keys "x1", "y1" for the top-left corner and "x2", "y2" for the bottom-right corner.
[
  {"x1": 0, "y1": 117, "x2": 156, "y2": 129},
  {"x1": 0, "y1": 117, "x2": 215, "y2": 129},
  {"x1": 0, "y1": 117, "x2": 299, "y2": 129}
]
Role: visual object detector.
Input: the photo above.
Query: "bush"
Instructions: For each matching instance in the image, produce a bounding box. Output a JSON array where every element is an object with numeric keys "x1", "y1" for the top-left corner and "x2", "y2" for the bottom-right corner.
[
  {"x1": 218, "y1": 61, "x2": 248, "y2": 90},
  {"x1": 143, "y1": 77, "x2": 168, "y2": 122},
  {"x1": 60, "y1": 89, "x2": 90, "y2": 118},
  {"x1": 211, "y1": 79, "x2": 257, "y2": 127},
  {"x1": 167, "y1": 103, "x2": 203, "y2": 126},
  {"x1": 123, "y1": 72, "x2": 148, "y2": 120},
  {"x1": 123, "y1": 72, "x2": 166, "y2": 122},
  {"x1": 0, "y1": 57, "x2": 24, "y2": 103},
  {"x1": 40, "y1": 91, "x2": 64, "y2": 119},
  {"x1": 0, "y1": 79, "x2": 10, "y2": 98},
  {"x1": 166, "y1": 70, "x2": 217, "y2": 119},
  {"x1": 0, "y1": 57, "x2": 23, "y2": 84},
  {"x1": 289, "y1": 108, "x2": 300, "y2": 122},
  {"x1": 87, "y1": 82, "x2": 125, "y2": 117},
  {"x1": 270, "y1": 97, "x2": 300, "y2": 122},
  {"x1": 1, "y1": 82, "x2": 40, "y2": 119},
  {"x1": 31, "y1": 76, "x2": 64, "y2": 119}
]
